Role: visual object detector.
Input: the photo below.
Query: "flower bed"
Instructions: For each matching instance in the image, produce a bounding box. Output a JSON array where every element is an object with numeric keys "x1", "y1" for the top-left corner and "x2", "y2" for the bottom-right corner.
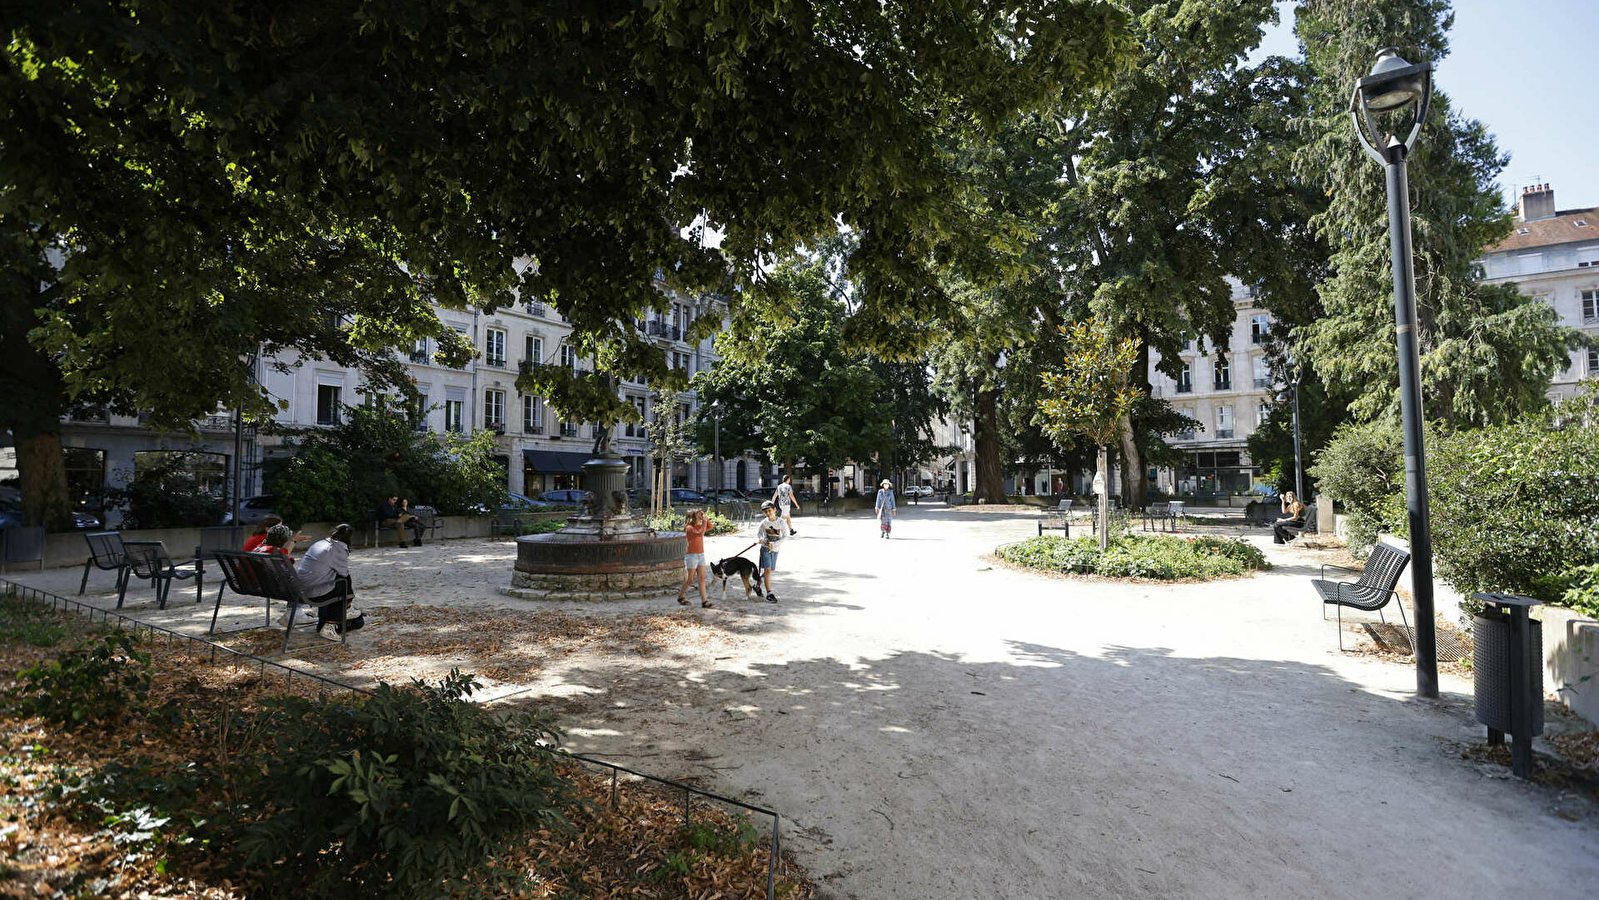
[{"x1": 996, "y1": 533, "x2": 1270, "y2": 580}]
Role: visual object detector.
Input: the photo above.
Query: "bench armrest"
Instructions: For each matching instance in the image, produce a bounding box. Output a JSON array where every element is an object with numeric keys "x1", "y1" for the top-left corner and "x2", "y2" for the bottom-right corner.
[{"x1": 1320, "y1": 562, "x2": 1361, "y2": 580}]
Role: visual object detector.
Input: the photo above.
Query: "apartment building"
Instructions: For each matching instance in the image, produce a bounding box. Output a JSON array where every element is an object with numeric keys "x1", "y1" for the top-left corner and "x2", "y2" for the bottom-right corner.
[
  {"x1": 1476, "y1": 183, "x2": 1599, "y2": 400},
  {"x1": 13, "y1": 281, "x2": 757, "y2": 525}
]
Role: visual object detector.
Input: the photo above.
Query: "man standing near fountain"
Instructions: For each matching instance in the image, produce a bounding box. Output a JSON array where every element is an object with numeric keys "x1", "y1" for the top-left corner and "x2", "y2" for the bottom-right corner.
[{"x1": 758, "y1": 500, "x2": 788, "y2": 603}]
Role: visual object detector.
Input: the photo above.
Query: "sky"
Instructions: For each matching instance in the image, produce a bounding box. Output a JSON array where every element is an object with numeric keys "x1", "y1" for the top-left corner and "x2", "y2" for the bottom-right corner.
[{"x1": 1254, "y1": 0, "x2": 1599, "y2": 212}]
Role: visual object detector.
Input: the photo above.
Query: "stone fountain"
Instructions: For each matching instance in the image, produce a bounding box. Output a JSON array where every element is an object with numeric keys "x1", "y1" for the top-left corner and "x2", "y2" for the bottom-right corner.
[{"x1": 500, "y1": 443, "x2": 686, "y2": 602}]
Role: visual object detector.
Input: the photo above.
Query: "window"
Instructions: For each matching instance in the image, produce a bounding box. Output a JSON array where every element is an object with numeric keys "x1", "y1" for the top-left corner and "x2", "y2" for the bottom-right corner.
[
  {"x1": 560, "y1": 420, "x2": 579, "y2": 438},
  {"x1": 1517, "y1": 252, "x2": 1544, "y2": 275},
  {"x1": 444, "y1": 399, "x2": 464, "y2": 433},
  {"x1": 484, "y1": 328, "x2": 507, "y2": 367},
  {"x1": 1250, "y1": 314, "x2": 1270, "y2": 344},
  {"x1": 316, "y1": 384, "x2": 342, "y2": 426},
  {"x1": 524, "y1": 335, "x2": 543, "y2": 365},
  {"x1": 64, "y1": 448, "x2": 107, "y2": 516},
  {"x1": 560, "y1": 344, "x2": 577, "y2": 371},
  {"x1": 1257, "y1": 399, "x2": 1272, "y2": 426},
  {"x1": 1176, "y1": 364, "x2": 1193, "y2": 394},
  {"x1": 1213, "y1": 358, "x2": 1230, "y2": 390},
  {"x1": 409, "y1": 338, "x2": 429, "y2": 364},
  {"x1": 1176, "y1": 410, "x2": 1196, "y2": 440},
  {"x1": 1583, "y1": 289, "x2": 1598, "y2": 324},
  {"x1": 1589, "y1": 348, "x2": 1599, "y2": 379},
  {"x1": 412, "y1": 392, "x2": 430, "y2": 431},
  {"x1": 1252, "y1": 356, "x2": 1271, "y2": 389},
  {"x1": 1181, "y1": 336, "x2": 1193, "y2": 351},
  {"x1": 450, "y1": 325, "x2": 470, "y2": 369},
  {"x1": 484, "y1": 389, "x2": 505, "y2": 428},
  {"x1": 522, "y1": 395, "x2": 542, "y2": 433},
  {"x1": 1577, "y1": 220, "x2": 1590, "y2": 228},
  {"x1": 625, "y1": 396, "x2": 645, "y2": 437},
  {"x1": 1215, "y1": 405, "x2": 1234, "y2": 440}
]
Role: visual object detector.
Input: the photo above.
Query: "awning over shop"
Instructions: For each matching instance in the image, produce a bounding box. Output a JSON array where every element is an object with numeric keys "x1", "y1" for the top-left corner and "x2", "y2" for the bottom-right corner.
[{"x1": 522, "y1": 449, "x2": 591, "y2": 474}]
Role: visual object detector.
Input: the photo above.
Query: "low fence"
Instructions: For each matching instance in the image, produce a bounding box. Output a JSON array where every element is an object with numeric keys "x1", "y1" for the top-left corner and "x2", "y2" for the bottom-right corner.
[{"x1": 0, "y1": 576, "x2": 786, "y2": 896}]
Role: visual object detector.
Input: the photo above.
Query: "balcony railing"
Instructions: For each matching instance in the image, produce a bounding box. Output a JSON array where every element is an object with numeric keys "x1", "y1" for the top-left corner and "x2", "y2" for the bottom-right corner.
[
  {"x1": 408, "y1": 350, "x2": 430, "y2": 364},
  {"x1": 518, "y1": 359, "x2": 537, "y2": 374},
  {"x1": 484, "y1": 356, "x2": 507, "y2": 369},
  {"x1": 1176, "y1": 383, "x2": 1193, "y2": 394},
  {"x1": 1253, "y1": 377, "x2": 1272, "y2": 389},
  {"x1": 560, "y1": 423, "x2": 579, "y2": 438},
  {"x1": 1215, "y1": 428, "x2": 1234, "y2": 439},
  {"x1": 1214, "y1": 379, "x2": 1231, "y2": 390},
  {"x1": 524, "y1": 302, "x2": 546, "y2": 317}
]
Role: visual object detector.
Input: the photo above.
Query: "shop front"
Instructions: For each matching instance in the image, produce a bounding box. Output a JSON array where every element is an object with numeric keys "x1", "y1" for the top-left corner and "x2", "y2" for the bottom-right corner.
[{"x1": 522, "y1": 449, "x2": 591, "y2": 496}]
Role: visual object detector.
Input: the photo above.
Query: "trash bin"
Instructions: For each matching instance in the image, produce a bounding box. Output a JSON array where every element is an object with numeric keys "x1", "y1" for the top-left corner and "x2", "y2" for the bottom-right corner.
[{"x1": 1472, "y1": 592, "x2": 1543, "y2": 777}]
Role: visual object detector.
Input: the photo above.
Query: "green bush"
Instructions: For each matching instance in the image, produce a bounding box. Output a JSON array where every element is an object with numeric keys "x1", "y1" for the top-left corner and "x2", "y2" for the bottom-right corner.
[
  {"x1": 272, "y1": 407, "x2": 508, "y2": 525},
  {"x1": 647, "y1": 510, "x2": 738, "y2": 535},
  {"x1": 105, "y1": 451, "x2": 228, "y2": 528},
  {"x1": 515, "y1": 517, "x2": 570, "y2": 535},
  {"x1": 10, "y1": 632, "x2": 150, "y2": 730},
  {"x1": 1532, "y1": 564, "x2": 1599, "y2": 620},
  {"x1": 1427, "y1": 414, "x2": 1599, "y2": 608},
  {"x1": 1307, "y1": 420, "x2": 1408, "y2": 554},
  {"x1": 234, "y1": 671, "x2": 572, "y2": 899},
  {"x1": 997, "y1": 534, "x2": 1270, "y2": 580}
]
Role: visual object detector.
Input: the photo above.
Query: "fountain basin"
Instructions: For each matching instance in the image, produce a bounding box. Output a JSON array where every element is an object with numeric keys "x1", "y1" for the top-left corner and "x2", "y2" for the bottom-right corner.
[{"x1": 500, "y1": 530, "x2": 687, "y2": 601}]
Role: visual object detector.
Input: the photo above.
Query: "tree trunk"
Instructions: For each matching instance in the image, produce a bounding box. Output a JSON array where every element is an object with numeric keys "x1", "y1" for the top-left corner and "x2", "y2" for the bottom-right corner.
[
  {"x1": 14, "y1": 425, "x2": 74, "y2": 532},
  {"x1": 1119, "y1": 414, "x2": 1145, "y2": 510},
  {"x1": 973, "y1": 384, "x2": 1006, "y2": 503},
  {"x1": 1096, "y1": 445, "x2": 1110, "y2": 551}
]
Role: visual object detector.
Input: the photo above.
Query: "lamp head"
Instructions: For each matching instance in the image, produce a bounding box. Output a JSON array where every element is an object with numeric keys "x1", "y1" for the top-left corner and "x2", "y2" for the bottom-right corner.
[{"x1": 1354, "y1": 47, "x2": 1432, "y2": 113}]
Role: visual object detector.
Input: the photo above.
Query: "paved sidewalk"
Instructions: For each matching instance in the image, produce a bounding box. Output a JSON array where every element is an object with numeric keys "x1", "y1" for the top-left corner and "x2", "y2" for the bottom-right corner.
[{"x1": 7, "y1": 505, "x2": 1596, "y2": 899}]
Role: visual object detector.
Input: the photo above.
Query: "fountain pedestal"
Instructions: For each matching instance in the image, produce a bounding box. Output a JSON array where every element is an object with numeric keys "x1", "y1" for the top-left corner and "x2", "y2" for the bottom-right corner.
[{"x1": 500, "y1": 452, "x2": 686, "y2": 601}]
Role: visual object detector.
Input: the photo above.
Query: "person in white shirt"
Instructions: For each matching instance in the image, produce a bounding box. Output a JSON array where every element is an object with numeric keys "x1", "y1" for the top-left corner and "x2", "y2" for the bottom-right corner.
[
  {"x1": 771, "y1": 475, "x2": 800, "y2": 536},
  {"x1": 757, "y1": 501, "x2": 790, "y2": 603},
  {"x1": 294, "y1": 524, "x2": 362, "y2": 632}
]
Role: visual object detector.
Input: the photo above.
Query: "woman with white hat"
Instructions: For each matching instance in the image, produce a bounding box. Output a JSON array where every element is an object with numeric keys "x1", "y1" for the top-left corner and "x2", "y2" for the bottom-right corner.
[{"x1": 874, "y1": 479, "x2": 897, "y2": 539}]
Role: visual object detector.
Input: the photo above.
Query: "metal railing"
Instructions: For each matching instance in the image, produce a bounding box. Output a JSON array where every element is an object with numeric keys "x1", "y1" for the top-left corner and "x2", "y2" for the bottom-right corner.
[{"x1": 0, "y1": 575, "x2": 786, "y2": 899}]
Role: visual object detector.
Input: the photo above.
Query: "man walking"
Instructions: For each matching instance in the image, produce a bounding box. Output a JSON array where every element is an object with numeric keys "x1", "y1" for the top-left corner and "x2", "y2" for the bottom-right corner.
[{"x1": 772, "y1": 474, "x2": 800, "y2": 536}]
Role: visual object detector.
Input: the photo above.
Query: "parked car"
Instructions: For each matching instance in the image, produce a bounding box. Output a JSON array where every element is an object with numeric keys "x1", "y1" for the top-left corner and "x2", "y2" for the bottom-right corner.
[
  {"x1": 0, "y1": 495, "x2": 100, "y2": 530},
  {"x1": 905, "y1": 485, "x2": 934, "y2": 498},
  {"x1": 221, "y1": 495, "x2": 279, "y2": 526},
  {"x1": 711, "y1": 488, "x2": 751, "y2": 503},
  {"x1": 539, "y1": 489, "x2": 590, "y2": 505},
  {"x1": 504, "y1": 492, "x2": 556, "y2": 510},
  {"x1": 668, "y1": 488, "x2": 711, "y2": 505}
]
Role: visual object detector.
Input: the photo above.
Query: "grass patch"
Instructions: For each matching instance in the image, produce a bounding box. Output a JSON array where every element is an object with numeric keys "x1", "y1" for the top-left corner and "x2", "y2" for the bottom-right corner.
[{"x1": 997, "y1": 533, "x2": 1270, "y2": 580}]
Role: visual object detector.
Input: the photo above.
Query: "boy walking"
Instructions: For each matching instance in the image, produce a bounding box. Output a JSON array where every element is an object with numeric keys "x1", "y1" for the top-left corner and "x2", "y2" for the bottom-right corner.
[
  {"x1": 772, "y1": 474, "x2": 799, "y2": 535},
  {"x1": 758, "y1": 500, "x2": 789, "y2": 603}
]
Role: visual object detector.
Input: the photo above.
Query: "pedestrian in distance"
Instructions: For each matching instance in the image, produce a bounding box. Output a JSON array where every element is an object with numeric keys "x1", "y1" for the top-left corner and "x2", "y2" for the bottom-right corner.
[
  {"x1": 1273, "y1": 491, "x2": 1307, "y2": 544},
  {"x1": 677, "y1": 508, "x2": 713, "y2": 608},
  {"x1": 758, "y1": 500, "x2": 789, "y2": 602},
  {"x1": 875, "y1": 479, "x2": 896, "y2": 539},
  {"x1": 772, "y1": 474, "x2": 800, "y2": 536}
]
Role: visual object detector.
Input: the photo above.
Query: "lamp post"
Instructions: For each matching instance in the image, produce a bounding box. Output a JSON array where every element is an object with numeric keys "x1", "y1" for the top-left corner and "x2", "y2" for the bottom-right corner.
[
  {"x1": 711, "y1": 401, "x2": 721, "y2": 498},
  {"x1": 1291, "y1": 367, "x2": 1304, "y2": 502},
  {"x1": 1350, "y1": 46, "x2": 1439, "y2": 698}
]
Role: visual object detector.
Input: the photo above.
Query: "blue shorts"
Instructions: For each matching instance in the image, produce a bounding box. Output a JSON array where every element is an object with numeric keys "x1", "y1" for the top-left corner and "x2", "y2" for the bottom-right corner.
[
  {"x1": 684, "y1": 553, "x2": 706, "y2": 568},
  {"x1": 760, "y1": 547, "x2": 778, "y2": 571}
]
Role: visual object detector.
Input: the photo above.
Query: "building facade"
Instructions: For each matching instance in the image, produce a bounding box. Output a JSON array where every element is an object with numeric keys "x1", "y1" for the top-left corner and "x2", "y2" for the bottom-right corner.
[{"x1": 1476, "y1": 183, "x2": 1599, "y2": 401}]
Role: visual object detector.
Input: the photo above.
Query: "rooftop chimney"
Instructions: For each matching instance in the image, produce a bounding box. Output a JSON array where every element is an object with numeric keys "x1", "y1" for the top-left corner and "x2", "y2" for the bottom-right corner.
[{"x1": 1519, "y1": 183, "x2": 1555, "y2": 222}]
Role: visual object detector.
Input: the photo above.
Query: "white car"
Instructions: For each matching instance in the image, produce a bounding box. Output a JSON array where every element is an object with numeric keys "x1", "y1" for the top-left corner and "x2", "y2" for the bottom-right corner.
[{"x1": 905, "y1": 485, "x2": 934, "y2": 498}]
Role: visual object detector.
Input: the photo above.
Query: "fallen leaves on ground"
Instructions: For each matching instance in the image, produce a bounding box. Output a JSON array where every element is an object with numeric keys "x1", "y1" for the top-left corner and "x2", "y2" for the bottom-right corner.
[{"x1": 1552, "y1": 731, "x2": 1599, "y2": 773}]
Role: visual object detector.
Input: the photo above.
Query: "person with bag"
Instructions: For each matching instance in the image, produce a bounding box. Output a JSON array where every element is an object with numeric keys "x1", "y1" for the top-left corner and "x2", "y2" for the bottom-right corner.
[{"x1": 875, "y1": 479, "x2": 896, "y2": 539}]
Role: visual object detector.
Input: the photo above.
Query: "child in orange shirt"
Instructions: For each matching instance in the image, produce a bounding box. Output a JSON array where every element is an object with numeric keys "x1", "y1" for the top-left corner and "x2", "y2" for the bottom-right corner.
[{"x1": 677, "y1": 509, "x2": 713, "y2": 608}]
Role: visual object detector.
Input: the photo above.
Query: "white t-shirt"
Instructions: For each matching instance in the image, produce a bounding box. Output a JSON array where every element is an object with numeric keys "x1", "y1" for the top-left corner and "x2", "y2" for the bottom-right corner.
[
  {"x1": 774, "y1": 482, "x2": 796, "y2": 509},
  {"x1": 759, "y1": 516, "x2": 790, "y2": 550}
]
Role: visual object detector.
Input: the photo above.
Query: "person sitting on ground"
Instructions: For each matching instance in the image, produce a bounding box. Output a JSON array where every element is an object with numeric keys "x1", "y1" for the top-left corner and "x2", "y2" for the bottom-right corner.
[
  {"x1": 250, "y1": 523, "x2": 297, "y2": 563},
  {"x1": 243, "y1": 516, "x2": 308, "y2": 553},
  {"x1": 1272, "y1": 491, "x2": 1308, "y2": 545},
  {"x1": 378, "y1": 495, "x2": 424, "y2": 548},
  {"x1": 292, "y1": 524, "x2": 364, "y2": 633}
]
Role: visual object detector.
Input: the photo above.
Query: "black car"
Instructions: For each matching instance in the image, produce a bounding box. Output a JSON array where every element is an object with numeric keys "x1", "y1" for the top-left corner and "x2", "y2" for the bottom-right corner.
[{"x1": 539, "y1": 489, "x2": 590, "y2": 505}]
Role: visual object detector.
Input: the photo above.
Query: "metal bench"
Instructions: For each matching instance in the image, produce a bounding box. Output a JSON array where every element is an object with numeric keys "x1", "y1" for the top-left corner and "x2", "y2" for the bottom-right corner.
[
  {"x1": 1038, "y1": 499, "x2": 1073, "y2": 536},
  {"x1": 411, "y1": 505, "x2": 443, "y2": 542},
  {"x1": 1141, "y1": 502, "x2": 1181, "y2": 533},
  {"x1": 1, "y1": 525, "x2": 45, "y2": 573},
  {"x1": 79, "y1": 531, "x2": 128, "y2": 594},
  {"x1": 208, "y1": 549, "x2": 349, "y2": 652},
  {"x1": 118, "y1": 540, "x2": 204, "y2": 610},
  {"x1": 491, "y1": 509, "x2": 527, "y2": 536},
  {"x1": 1311, "y1": 539, "x2": 1412, "y2": 651},
  {"x1": 195, "y1": 525, "x2": 245, "y2": 563}
]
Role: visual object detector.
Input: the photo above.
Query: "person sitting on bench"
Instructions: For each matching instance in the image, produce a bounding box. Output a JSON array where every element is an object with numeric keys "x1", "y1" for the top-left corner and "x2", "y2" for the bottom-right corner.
[
  {"x1": 378, "y1": 495, "x2": 424, "y2": 548},
  {"x1": 250, "y1": 523, "x2": 298, "y2": 563},
  {"x1": 1273, "y1": 491, "x2": 1308, "y2": 545},
  {"x1": 294, "y1": 524, "x2": 364, "y2": 633}
]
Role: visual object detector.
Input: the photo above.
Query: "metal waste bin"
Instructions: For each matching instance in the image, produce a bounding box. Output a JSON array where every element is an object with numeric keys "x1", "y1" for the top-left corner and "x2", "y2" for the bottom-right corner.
[{"x1": 1472, "y1": 593, "x2": 1543, "y2": 777}]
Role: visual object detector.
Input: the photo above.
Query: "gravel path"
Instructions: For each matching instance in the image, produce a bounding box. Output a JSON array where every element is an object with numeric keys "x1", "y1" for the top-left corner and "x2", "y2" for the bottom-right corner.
[{"x1": 11, "y1": 504, "x2": 1597, "y2": 898}]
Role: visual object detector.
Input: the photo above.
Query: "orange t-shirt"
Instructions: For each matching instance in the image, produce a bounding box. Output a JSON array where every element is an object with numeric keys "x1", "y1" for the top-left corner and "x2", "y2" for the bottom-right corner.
[{"x1": 684, "y1": 520, "x2": 707, "y2": 554}]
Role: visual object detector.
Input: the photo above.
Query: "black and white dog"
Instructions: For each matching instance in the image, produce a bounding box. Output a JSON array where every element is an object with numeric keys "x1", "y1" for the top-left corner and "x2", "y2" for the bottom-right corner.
[{"x1": 709, "y1": 554, "x2": 761, "y2": 601}]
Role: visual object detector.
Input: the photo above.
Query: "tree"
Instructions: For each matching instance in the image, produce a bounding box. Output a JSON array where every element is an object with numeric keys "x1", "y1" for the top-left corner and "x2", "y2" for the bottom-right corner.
[
  {"x1": 693, "y1": 262, "x2": 891, "y2": 480},
  {"x1": 6, "y1": 1, "x2": 1132, "y2": 525},
  {"x1": 646, "y1": 388, "x2": 700, "y2": 515},
  {"x1": 866, "y1": 357, "x2": 950, "y2": 490},
  {"x1": 1038, "y1": 320, "x2": 1144, "y2": 549},
  {"x1": 1291, "y1": 0, "x2": 1582, "y2": 426}
]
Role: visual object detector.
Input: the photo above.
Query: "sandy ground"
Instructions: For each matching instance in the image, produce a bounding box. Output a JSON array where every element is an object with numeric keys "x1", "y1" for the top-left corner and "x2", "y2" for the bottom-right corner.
[{"x1": 9, "y1": 505, "x2": 1598, "y2": 899}]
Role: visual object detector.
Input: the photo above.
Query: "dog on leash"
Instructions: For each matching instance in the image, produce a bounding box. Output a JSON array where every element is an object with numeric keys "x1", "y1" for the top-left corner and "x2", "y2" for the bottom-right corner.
[{"x1": 709, "y1": 554, "x2": 761, "y2": 601}]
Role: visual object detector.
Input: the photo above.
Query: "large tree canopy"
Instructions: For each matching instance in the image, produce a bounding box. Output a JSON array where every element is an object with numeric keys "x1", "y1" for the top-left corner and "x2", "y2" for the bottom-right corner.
[
  {"x1": 1291, "y1": 0, "x2": 1582, "y2": 426},
  {"x1": 3, "y1": 0, "x2": 1132, "y2": 525}
]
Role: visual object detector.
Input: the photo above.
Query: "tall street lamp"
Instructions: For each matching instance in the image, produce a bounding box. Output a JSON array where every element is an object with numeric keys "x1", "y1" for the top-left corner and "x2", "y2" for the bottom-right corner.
[
  {"x1": 1290, "y1": 366, "x2": 1304, "y2": 502},
  {"x1": 1350, "y1": 46, "x2": 1439, "y2": 697}
]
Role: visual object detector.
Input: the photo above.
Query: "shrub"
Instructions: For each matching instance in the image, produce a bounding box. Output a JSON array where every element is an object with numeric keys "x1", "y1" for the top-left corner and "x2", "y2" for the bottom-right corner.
[
  {"x1": 234, "y1": 671, "x2": 571, "y2": 899},
  {"x1": 996, "y1": 534, "x2": 1269, "y2": 580},
  {"x1": 516, "y1": 517, "x2": 570, "y2": 535},
  {"x1": 105, "y1": 451, "x2": 228, "y2": 528},
  {"x1": 1307, "y1": 421, "x2": 1407, "y2": 554},
  {"x1": 1427, "y1": 414, "x2": 1599, "y2": 607},
  {"x1": 647, "y1": 511, "x2": 738, "y2": 535},
  {"x1": 1532, "y1": 564, "x2": 1599, "y2": 620},
  {"x1": 11, "y1": 632, "x2": 150, "y2": 729}
]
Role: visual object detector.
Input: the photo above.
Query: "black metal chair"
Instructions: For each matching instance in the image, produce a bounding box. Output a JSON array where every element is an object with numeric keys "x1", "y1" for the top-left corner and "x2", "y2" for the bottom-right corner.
[
  {"x1": 1, "y1": 525, "x2": 46, "y2": 573},
  {"x1": 79, "y1": 531, "x2": 128, "y2": 594},
  {"x1": 1311, "y1": 540, "x2": 1413, "y2": 652},
  {"x1": 1038, "y1": 499, "x2": 1072, "y2": 536},
  {"x1": 117, "y1": 540, "x2": 204, "y2": 610},
  {"x1": 195, "y1": 525, "x2": 245, "y2": 563},
  {"x1": 209, "y1": 550, "x2": 348, "y2": 652},
  {"x1": 411, "y1": 506, "x2": 442, "y2": 542}
]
